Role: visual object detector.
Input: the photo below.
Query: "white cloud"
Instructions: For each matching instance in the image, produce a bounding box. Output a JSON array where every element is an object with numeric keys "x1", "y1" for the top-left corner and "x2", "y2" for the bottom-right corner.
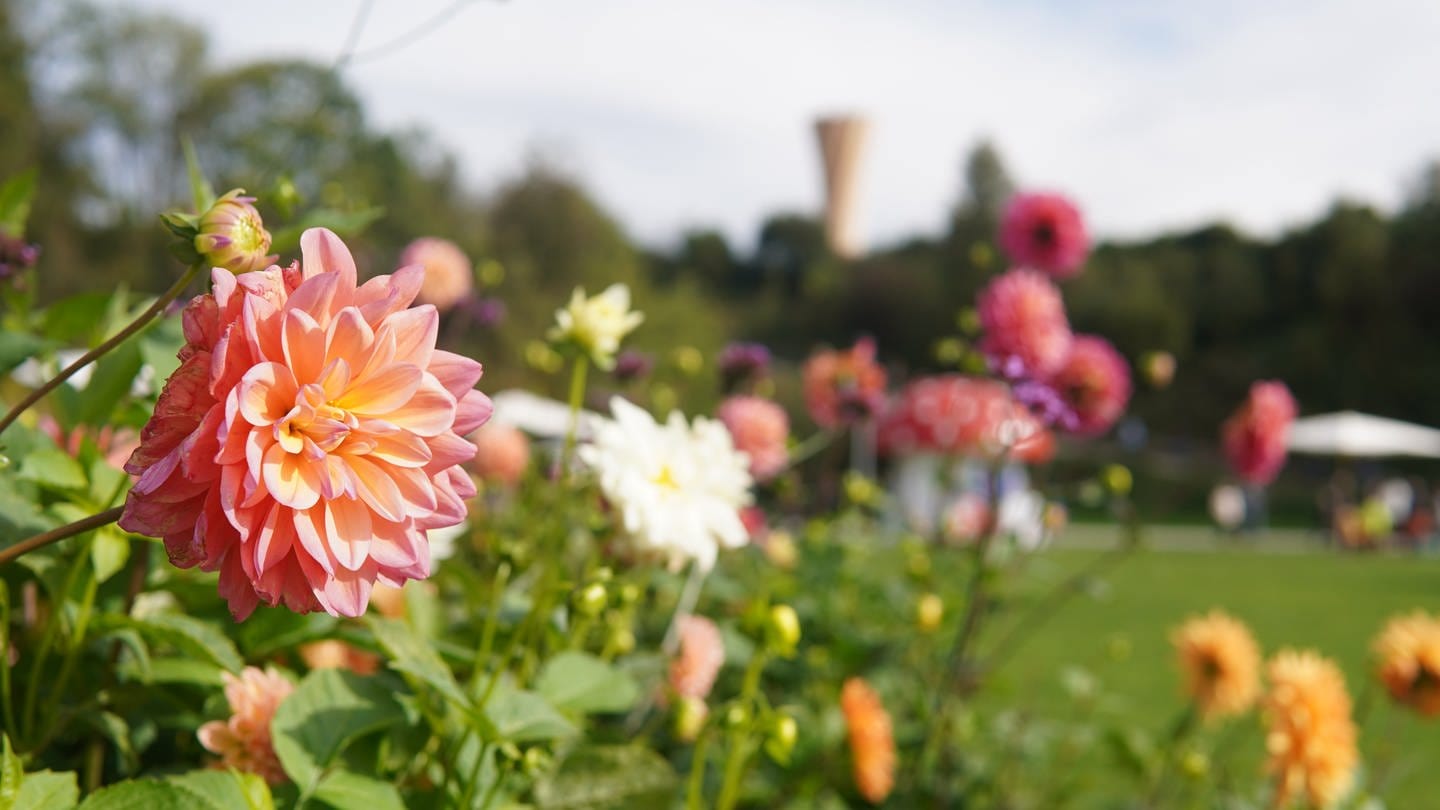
[{"x1": 128, "y1": 0, "x2": 1440, "y2": 250}]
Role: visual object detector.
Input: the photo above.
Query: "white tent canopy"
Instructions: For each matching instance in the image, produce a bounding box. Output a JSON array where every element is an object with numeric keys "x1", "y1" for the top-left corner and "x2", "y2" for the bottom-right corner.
[{"x1": 1287, "y1": 410, "x2": 1440, "y2": 458}]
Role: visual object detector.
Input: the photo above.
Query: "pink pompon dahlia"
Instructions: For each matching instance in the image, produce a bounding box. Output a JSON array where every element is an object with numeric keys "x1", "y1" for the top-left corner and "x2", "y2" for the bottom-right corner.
[
  {"x1": 120, "y1": 228, "x2": 492, "y2": 620},
  {"x1": 998, "y1": 191, "x2": 1089, "y2": 279},
  {"x1": 670, "y1": 614, "x2": 725, "y2": 701},
  {"x1": 977, "y1": 269, "x2": 1073, "y2": 378},
  {"x1": 802, "y1": 337, "x2": 888, "y2": 429},
  {"x1": 717, "y1": 395, "x2": 790, "y2": 482},
  {"x1": 400, "y1": 237, "x2": 474, "y2": 313},
  {"x1": 1044, "y1": 335, "x2": 1131, "y2": 437},
  {"x1": 197, "y1": 666, "x2": 294, "y2": 785},
  {"x1": 1222, "y1": 381, "x2": 1297, "y2": 486}
]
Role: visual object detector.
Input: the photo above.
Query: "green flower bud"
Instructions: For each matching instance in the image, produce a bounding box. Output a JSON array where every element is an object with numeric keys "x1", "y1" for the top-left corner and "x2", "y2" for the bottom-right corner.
[
  {"x1": 673, "y1": 695, "x2": 708, "y2": 742},
  {"x1": 193, "y1": 189, "x2": 274, "y2": 274},
  {"x1": 765, "y1": 713, "x2": 798, "y2": 764},
  {"x1": 766, "y1": 604, "x2": 801, "y2": 654},
  {"x1": 574, "y1": 583, "x2": 608, "y2": 618},
  {"x1": 1101, "y1": 464, "x2": 1133, "y2": 497}
]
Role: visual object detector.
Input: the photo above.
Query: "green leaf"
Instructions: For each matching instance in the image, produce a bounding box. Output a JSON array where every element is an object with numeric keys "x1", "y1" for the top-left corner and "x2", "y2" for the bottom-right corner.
[
  {"x1": 2, "y1": 734, "x2": 24, "y2": 806},
  {"x1": 118, "y1": 657, "x2": 223, "y2": 687},
  {"x1": 311, "y1": 770, "x2": 404, "y2": 810},
  {"x1": 485, "y1": 681, "x2": 577, "y2": 744},
  {"x1": 13, "y1": 770, "x2": 79, "y2": 810},
  {"x1": 41, "y1": 294, "x2": 112, "y2": 345},
  {"x1": 74, "y1": 341, "x2": 142, "y2": 426},
  {"x1": 0, "y1": 169, "x2": 37, "y2": 237},
  {"x1": 270, "y1": 669, "x2": 404, "y2": 791},
  {"x1": 532, "y1": 745, "x2": 678, "y2": 810},
  {"x1": 76, "y1": 780, "x2": 196, "y2": 810},
  {"x1": 0, "y1": 331, "x2": 48, "y2": 375},
  {"x1": 166, "y1": 770, "x2": 274, "y2": 810},
  {"x1": 78, "y1": 712, "x2": 138, "y2": 776},
  {"x1": 99, "y1": 613, "x2": 244, "y2": 673},
  {"x1": 535, "y1": 652, "x2": 639, "y2": 715},
  {"x1": 17, "y1": 448, "x2": 87, "y2": 493},
  {"x1": 91, "y1": 527, "x2": 130, "y2": 584},
  {"x1": 366, "y1": 616, "x2": 471, "y2": 710},
  {"x1": 234, "y1": 609, "x2": 337, "y2": 659},
  {"x1": 182, "y1": 138, "x2": 216, "y2": 214}
]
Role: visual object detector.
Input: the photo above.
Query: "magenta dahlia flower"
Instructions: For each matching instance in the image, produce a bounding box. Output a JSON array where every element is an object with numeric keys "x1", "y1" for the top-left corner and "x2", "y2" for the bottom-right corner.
[
  {"x1": 1222, "y1": 381, "x2": 1297, "y2": 485},
  {"x1": 977, "y1": 269, "x2": 1073, "y2": 378},
  {"x1": 1045, "y1": 335, "x2": 1131, "y2": 436},
  {"x1": 998, "y1": 192, "x2": 1089, "y2": 279},
  {"x1": 120, "y1": 228, "x2": 492, "y2": 619}
]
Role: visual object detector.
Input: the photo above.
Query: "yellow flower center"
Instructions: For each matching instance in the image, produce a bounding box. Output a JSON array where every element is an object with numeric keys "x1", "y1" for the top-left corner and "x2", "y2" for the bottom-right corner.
[{"x1": 652, "y1": 464, "x2": 679, "y2": 491}]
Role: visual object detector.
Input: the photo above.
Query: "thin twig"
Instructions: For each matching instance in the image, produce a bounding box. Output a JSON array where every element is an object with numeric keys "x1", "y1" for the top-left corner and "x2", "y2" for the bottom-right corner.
[{"x1": 0, "y1": 507, "x2": 125, "y2": 567}]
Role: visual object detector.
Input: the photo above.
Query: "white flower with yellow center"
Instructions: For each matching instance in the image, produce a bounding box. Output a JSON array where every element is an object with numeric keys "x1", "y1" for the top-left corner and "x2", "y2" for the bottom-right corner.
[
  {"x1": 549, "y1": 283, "x2": 645, "y2": 370},
  {"x1": 579, "y1": 397, "x2": 753, "y2": 571}
]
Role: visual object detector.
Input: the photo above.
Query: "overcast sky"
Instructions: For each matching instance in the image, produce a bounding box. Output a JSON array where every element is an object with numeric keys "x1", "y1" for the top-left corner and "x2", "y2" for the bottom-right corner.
[{"x1": 132, "y1": 0, "x2": 1440, "y2": 251}]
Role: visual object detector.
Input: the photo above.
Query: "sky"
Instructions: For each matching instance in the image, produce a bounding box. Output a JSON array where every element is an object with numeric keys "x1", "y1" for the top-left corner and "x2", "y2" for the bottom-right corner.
[{"x1": 132, "y1": 0, "x2": 1440, "y2": 252}]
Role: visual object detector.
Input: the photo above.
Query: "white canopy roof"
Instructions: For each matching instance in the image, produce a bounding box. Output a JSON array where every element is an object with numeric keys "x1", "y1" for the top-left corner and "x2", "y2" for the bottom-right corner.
[{"x1": 1287, "y1": 410, "x2": 1440, "y2": 458}]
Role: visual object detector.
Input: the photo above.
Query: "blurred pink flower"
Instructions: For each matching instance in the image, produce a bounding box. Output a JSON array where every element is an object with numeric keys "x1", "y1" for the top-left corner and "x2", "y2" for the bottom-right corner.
[
  {"x1": 1222, "y1": 381, "x2": 1297, "y2": 485},
  {"x1": 998, "y1": 192, "x2": 1089, "y2": 279},
  {"x1": 470, "y1": 422, "x2": 530, "y2": 488},
  {"x1": 944, "y1": 493, "x2": 992, "y2": 544},
  {"x1": 400, "y1": 237, "x2": 473, "y2": 312},
  {"x1": 120, "y1": 228, "x2": 492, "y2": 620},
  {"x1": 197, "y1": 666, "x2": 294, "y2": 785},
  {"x1": 670, "y1": 615, "x2": 725, "y2": 700},
  {"x1": 878, "y1": 375, "x2": 1049, "y2": 460},
  {"x1": 977, "y1": 269, "x2": 1073, "y2": 378},
  {"x1": 37, "y1": 415, "x2": 139, "y2": 471},
  {"x1": 1045, "y1": 335, "x2": 1131, "y2": 436},
  {"x1": 802, "y1": 337, "x2": 887, "y2": 429},
  {"x1": 717, "y1": 395, "x2": 790, "y2": 481}
]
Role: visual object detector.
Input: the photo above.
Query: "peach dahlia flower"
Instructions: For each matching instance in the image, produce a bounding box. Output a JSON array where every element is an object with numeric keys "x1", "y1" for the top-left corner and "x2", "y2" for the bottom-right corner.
[
  {"x1": 1172, "y1": 610, "x2": 1262, "y2": 720},
  {"x1": 120, "y1": 228, "x2": 492, "y2": 619},
  {"x1": 197, "y1": 666, "x2": 294, "y2": 785},
  {"x1": 1263, "y1": 649, "x2": 1358, "y2": 809}
]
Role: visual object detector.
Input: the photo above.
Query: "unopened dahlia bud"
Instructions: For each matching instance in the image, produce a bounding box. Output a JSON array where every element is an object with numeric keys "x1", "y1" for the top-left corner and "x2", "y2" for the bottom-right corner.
[{"x1": 193, "y1": 189, "x2": 274, "y2": 273}]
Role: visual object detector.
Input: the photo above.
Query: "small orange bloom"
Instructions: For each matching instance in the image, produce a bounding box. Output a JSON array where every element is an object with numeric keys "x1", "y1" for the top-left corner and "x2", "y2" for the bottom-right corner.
[
  {"x1": 197, "y1": 666, "x2": 294, "y2": 785},
  {"x1": 841, "y1": 677, "x2": 896, "y2": 804},
  {"x1": 669, "y1": 615, "x2": 724, "y2": 701},
  {"x1": 1373, "y1": 611, "x2": 1440, "y2": 716},
  {"x1": 1262, "y1": 649, "x2": 1358, "y2": 809},
  {"x1": 1172, "y1": 610, "x2": 1262, "y2": 720}
]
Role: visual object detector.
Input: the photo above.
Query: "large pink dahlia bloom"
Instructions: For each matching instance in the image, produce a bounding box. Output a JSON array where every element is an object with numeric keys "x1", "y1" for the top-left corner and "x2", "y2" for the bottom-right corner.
[
  {"x1": 977, "y1": 268, "x2": 1073, "y2": 378},
  {"x1": 998, "y1": 192, "x2": 1089, "y2": 279},
  {"x1": 1045, "y1": 335, "x2": 1131, "y2": 437},
  {"x1": 120, "y1": 228, "x2": 492, "y2": 620},
  {"x1": 717, "y1": 395, "x2": 790, "y2": 482}
]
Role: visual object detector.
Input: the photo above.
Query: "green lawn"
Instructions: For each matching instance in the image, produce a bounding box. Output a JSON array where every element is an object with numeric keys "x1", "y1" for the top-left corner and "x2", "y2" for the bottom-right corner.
[{"x1": 988, "y1": 535, "x2": 1440, "y2": 806}]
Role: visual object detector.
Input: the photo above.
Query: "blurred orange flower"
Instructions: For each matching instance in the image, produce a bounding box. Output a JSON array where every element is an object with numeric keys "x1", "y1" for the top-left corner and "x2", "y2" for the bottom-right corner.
[
  {"x1": 841, "y1": 677, "x2": 895, "y2": 804},
  {"x1": 1172, "y1": 610, "x2": 1261, "y2": 720},
  {"x1": 1373, "y1": 611, "x2": 1440, "y2": 717},
  {"x1": 197, "y1": 666, "x2": 294, "y2": 785},
  {"x1": 1263, "y1": 649, "x2": 1358, "y2": 809}
]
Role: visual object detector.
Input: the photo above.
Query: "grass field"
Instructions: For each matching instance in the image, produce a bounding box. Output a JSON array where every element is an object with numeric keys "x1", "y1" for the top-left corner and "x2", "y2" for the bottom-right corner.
[{"x1": 985, "y1": 530, "x2": 1440, "y2": 806}]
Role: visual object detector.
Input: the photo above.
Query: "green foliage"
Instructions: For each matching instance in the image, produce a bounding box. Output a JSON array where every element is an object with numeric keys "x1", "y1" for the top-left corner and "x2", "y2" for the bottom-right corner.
[
  {"x1": 270, "y1": 669, "x2": 404, "y2": 792},
  {"x1": 532, "y1": 745, "x2": 677, "y2": 809},
  {"x1": 535, "y1": 652, "x2": 639, "y2": 715},
  {"x1": 0, "y1": 168, "x2": 37, "y2": 236}
]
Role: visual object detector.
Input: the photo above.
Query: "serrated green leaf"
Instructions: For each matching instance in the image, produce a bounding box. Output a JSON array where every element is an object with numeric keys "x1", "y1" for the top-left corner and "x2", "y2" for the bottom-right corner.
[
  {"x1": 311, "y1": 770, "x2": 404, "y2": 810},
  {"x1": 166, "y1": 770, "x2": 274, "y2": 810},
  {"x1": 14, "y1": 770, "x2": 79, "y2": 810},
  {"x1": 270, "y1": 669, "x2": 404, "y2": 792},
  {"x1": 533, "y1": 745, "x2": 678, "y2": 810},
  {"x1": 535, "y1": 652, "x2": 639, "y2": 715},
  {"x1": 17, "y1": 448, "x2": 87, "y2": 493},
  {"x1": 486, "y1": 681, "x2": 576, "y2": 744},
  {"x1": 367, "y1": 616, "x2": 471, "y2": 710},
  {"x1": 76, "y1": 779, "x2": 195, "y2": 810},
  {"x1": 0, "y1": 169, "x2": 37, "y2": 237}
]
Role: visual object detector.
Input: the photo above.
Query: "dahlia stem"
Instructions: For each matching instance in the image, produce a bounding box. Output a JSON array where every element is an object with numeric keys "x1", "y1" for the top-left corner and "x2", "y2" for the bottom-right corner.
[
  {"x1": 715, "y1": 650, "x2": 768, "y2": 810},
  {"x1": 0, "y1": 262, "x2": 201, "y2": 437},
  {"x1": 561, "y1": 355, "x2": 589, "y2": 472},
  {"x1": 685, "y1": 731, "x2": 712, "y2": 810},
  {"x1": 0, "y1": 506, "x2": 125, "y2": 567}
]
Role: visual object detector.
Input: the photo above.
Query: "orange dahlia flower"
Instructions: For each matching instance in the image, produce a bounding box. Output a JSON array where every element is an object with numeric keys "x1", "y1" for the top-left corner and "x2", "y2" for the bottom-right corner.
[
  {"x1": 1373, "y1": 611, "x2": 1440, "y2": 716},
  {"x1": 197, "y1": 666, "x2": 294, "y2": 785},
  {"x1": 1263, "y1": 649, "x2": 1358, "y2": 809},
  {"x1": 1172, "y1": 610, "x2": 1262, "y2": 720},
  {"x1": 841, "y1": 677, "x2": 896, "y2": 804},
  {"x1": 120, "y1": 228, "x2": 493, "y2": 619}
]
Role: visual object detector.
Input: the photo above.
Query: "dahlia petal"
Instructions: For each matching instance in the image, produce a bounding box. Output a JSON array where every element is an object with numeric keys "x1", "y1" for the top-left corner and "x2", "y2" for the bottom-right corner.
[
  {"x1": 366, "y1": 430, "x2": 432, "y2": 468},
  {"x1": 292, "y1": 508, "x2": 335, "y2": 576},
  {"x1": 355, "y1": 265, "x2": 423, "y2": 325},
  {"x1": 381, "y1": 376, "x2": 457, "y2": 437},
  {"x1": 346, "y1": 455, "x2": 407, "y2": 522},
  {"x1": 218, "y1": 549, "x2": 262, "y2": 621},
  {"x1": 241, "y1": 293, "x2": 283, "y2": 364},
  {"x1": 428, "y1": 350, "x2": 485, "y2": 399},
  {"x1": 285, "y1": 272, "x2": 339, "y2": 331},
  {"x1": 388, "y1": 465, "x2": 438, "y2": 517},
  {"x1": 453, "y1": 390, "x2": 494, "y2": 435},
  {"x1": 238, "y1": 363, "x2": 298, "y2": 426},
  {"x1": 326, "y1": 308, "x2": 374, "y2": 371},
  {"x1": 322, "y1": 568, "x2": 373, "y2": 618},
  {"x1": 325, "y1": 499, "x2": 373, "y2": 571},
  {"x1": 299, "y1": 228, "x2": 358, "y2": 299},
  {"x1": 254, "y1": 504, "x2": 295, "y2": 576},
  {"x1": 378, "y1": 305, "x2": 438, "y2": 369},
  {"x1": 281, "y1": 308, "x2": 326, "y2": 385},
  {"x1": 261, "y1": 442, "x2": 322, "y2": 510},
  {"x1": 368, "y1": 519, "x2": 425, "y2": 570},
  {"x1": 336, "y1": 362, "x2": 423, "y2": 416},
  {"x1": 425, "y1": 431, "x2": 478, "y2": 473}
]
